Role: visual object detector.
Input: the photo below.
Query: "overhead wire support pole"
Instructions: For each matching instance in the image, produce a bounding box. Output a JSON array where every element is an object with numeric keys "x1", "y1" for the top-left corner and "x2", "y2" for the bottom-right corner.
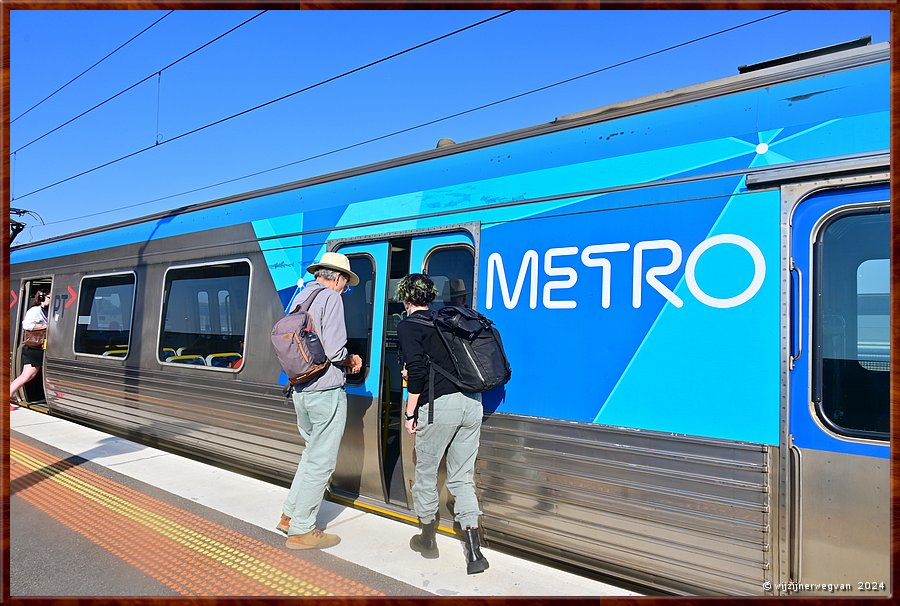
[
  {"x1": 9, "y1": 219, "x2": 26, "y2": 244},
  {"x1": 9, "y1": 208, "x2": 44, "y2": 244}
]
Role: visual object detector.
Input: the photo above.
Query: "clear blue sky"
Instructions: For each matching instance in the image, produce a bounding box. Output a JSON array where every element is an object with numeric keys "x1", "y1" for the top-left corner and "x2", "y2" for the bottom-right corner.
[{"x1": 9, "y1": 9, "x2": 889, "y2": 244}]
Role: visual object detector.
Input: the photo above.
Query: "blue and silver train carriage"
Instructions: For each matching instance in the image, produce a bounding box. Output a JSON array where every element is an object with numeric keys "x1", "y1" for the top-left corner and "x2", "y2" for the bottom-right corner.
[{"x1": 9, "y1": 40, "x2": 890, "y2": 595}]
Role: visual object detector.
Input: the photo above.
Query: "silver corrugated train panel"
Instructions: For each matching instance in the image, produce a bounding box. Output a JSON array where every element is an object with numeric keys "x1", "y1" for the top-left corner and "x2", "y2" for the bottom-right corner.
[
  {"x1": 46, "y1": 355, "x2": 773, "y2": 595},
  {"x1": 477, "y1": 414, "x2": 771, "y2": 595},
  {"x1": 46, "y1": 358, "x2": 302, "y2": 481}
]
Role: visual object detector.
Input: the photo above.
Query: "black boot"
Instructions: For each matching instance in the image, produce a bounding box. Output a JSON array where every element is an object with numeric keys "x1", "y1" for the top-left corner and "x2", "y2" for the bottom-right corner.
[
  {"x1": 409, "y1": 518, "x2": 439, "y2": 559},
  {"x1": 463, "y1": 527, "x2": 489, "y2": 574}
]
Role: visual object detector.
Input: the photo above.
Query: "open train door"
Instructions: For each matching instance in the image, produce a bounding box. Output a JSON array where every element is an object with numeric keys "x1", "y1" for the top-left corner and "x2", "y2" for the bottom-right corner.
[
  {"x1": 785, "y1": 179, "x2": 889, "y2": 595},
  {"x1": 10, "y1": 277, "x2": 53, "y2": 408},
  {"x1": 329, "y1": 228, "x2": 476, "y2": 522}
]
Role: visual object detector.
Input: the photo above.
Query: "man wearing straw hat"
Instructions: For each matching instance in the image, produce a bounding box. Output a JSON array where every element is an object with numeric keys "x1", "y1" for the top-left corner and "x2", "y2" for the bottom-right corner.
[
  {"x1": 278, "y1": 251, "x2": 363, "y2": 550},
  {"x1": 446, "y1": 278, "x2": 470, "y2": 308}
]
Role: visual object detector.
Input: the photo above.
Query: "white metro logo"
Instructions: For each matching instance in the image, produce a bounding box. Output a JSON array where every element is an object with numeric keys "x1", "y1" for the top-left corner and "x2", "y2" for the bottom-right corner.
[{"x1": 486, "y1": 234, "x2": 765, "y2": 310}]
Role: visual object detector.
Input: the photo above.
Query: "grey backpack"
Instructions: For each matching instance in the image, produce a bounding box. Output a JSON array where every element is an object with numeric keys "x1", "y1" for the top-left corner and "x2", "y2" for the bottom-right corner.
[{"x1": 271, "y1": 288, "x2": 329, "y2": 385}]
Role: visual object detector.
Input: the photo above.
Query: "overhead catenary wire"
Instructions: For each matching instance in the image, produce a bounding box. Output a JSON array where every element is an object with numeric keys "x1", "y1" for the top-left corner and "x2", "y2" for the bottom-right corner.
[
  {"x1": 11, "y1": 10, "x2": 267, "y2": 156},
  {"x1": 12, "y1": 10, "x2": 515, "y2": 203},
  {"x1": 35, "y1": 9, "x2": 790, "y2": 228},
  {"x1": 11, "y1": 11, "x2": 174, "y2": 125}
]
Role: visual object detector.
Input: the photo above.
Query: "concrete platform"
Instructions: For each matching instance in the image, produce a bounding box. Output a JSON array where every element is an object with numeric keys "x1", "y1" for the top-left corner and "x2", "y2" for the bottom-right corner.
[{"x1": 8, "y1": 407, "x2": 640, "y2": 597}]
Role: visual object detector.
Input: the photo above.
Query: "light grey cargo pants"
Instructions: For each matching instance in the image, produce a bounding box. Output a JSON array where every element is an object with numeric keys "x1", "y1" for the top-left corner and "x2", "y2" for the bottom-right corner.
[
  {"x1": 412, "y1": 391, "x2": 484, "y2": 529},
  {"x1": 283, "y1": 386, "x2": 347, "y2": 535}
]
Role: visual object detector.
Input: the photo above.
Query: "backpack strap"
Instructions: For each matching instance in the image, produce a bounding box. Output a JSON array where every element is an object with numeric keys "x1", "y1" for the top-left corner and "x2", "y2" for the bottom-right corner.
[
  {"x1": 425, "y1": 360, "x2": 468, "y2": 425},
  {"x1": 290, "y1": 285, "x2": 326, "y2": 315},
  {"x1": 402, "y1": 310, "x2": 462, "y2": 425},
  {"x1": 427, "y1": 358, "x2": 434, "y2": 425},
  {"x1": 401, "y1": 312, "x2": 436, "y2": 424},
  {"x1": 402, "y1": 314, "x2": 434, "y2": 328}
]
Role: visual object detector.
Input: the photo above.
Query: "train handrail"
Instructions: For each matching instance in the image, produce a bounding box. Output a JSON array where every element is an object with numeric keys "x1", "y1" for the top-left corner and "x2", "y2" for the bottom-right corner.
[
  {"x1": 789, "y1": 441, "x2": 803, "y2": 585},
  {"x1": 789, "y1": 260, "x2": 803, "y2": 370}
]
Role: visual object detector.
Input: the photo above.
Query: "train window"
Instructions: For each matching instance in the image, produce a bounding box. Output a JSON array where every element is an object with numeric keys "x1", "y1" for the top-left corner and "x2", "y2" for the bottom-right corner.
[
  {"x1": 814, "y1": 210, "x2": 889, "y2": 439},
  {"x1": 342, "y1": 254, "x2": 375, "y2": 384},
  {"x1": 74, "y1": 273, "x2": 136, "y2": 358},
  {"x1": 159, "y1": 261, "x2": 250, "y2": 370},
  {"x1": 425, "y1": 245, "x2": 475, "y2": 309}
]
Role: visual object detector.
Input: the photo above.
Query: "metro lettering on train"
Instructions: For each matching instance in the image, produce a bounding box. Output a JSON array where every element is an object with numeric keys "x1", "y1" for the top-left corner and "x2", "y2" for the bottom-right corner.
[{"x1": 485, "y1": 233, "x2": 766, "y2": 310}]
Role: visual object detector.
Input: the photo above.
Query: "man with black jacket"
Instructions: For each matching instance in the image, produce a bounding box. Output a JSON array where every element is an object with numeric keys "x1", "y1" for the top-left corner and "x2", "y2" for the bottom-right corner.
[{"x1": 396, "y1": 273, "x2": 489, "y2": 575}]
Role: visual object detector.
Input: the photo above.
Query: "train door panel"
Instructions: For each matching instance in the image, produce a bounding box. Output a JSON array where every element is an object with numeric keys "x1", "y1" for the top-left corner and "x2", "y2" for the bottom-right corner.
[
  {"x1": 788, "y1": 184, "x2": 889, "y2": 594},
  {"x1": 331, "y1": 242, "x2": 389, "y2": 502},
  {"x1": 11, "y1": 277, "x2": 53, "y2": 405}
]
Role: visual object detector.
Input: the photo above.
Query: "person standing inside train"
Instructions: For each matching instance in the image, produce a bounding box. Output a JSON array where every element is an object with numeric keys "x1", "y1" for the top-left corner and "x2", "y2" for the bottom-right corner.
[
  {"x1": 10, "y1": 290, "x2": 50, "y2": 410},
  {"x1": 278, "y1": 252, "x2": 363, "y2": 550},
  {"x1": 397, "y1": 273, "x2": 490, "y2": 574}
]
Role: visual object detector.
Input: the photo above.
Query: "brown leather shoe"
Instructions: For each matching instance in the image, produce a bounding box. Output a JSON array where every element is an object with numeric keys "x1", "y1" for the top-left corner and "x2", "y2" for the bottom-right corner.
[
  {"x1": 276, "y1": 513, "x2": 291, "y2": 534},
  {"x1": 285, "y1": 529, "x2": 341, "y2": 550}
]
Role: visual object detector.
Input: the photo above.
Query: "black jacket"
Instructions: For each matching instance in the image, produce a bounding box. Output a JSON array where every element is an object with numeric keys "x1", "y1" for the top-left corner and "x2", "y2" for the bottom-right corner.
[{"x1": 397, "y1": 310, "x2": 459, "y2": 404}]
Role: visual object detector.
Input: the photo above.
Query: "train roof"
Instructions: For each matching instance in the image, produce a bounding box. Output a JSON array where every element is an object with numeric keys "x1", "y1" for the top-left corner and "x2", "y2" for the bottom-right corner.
[{"x1": 10, "y1": 40, "x2": 889, "y2": 255}]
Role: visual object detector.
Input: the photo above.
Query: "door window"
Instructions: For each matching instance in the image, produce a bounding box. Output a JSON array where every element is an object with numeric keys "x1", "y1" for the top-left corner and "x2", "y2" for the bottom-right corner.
[
  {"x1": 814, "y1": 211, "x2": 889, "y2": 439},
  {"x1": 425, "y1": 245, "x2": 475, "y2": 308},
  {"x1": 342, "y1": 254, "x2": 376, "y2": 384}
]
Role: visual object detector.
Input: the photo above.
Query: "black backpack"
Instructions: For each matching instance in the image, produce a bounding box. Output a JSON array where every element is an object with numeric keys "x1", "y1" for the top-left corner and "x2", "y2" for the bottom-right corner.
[{"x1": 404, "y1": 305, "x2": 511, "y2": 423}]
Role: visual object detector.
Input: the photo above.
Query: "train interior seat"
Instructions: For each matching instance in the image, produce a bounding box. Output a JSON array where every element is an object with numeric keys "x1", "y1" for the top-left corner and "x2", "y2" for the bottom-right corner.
[
  {"x1": 166, "y1": 355, "x2": 207, "y2": 365},
  {"x1": 206, "y1": 353, "x2": 242, "y2": 368}
]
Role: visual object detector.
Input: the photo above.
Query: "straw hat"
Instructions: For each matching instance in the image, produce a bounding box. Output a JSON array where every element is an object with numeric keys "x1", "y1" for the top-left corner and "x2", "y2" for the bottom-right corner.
[{"x1": 306, "y1": 252, "x2": 360, "y2": 286}]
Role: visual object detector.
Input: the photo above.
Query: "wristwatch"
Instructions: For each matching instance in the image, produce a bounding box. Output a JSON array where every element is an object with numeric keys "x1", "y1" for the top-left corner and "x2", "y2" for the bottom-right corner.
[{"x1": 405, "y1": 413, "x2": 416, "y2": 421}]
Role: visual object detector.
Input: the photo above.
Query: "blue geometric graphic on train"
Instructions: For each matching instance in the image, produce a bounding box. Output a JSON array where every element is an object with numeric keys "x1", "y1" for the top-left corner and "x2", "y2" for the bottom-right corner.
[
  {"x1": 253, "y1": 116, "x2": 838, "y2": 295},
  {"x1": 256, "y1": 109, "x2": 874, "y2": 289},
  {"x1": 477, "y1": 180, "x2": 735, "y2": 427},
  {"x1": 245, "y1": 83, "x2": 881, "y2": 441},
  {"x1": 254, "y1": 134, "x2": 731, "y2": 293},
  {"x1": 595, "y1": 190, "x2": 780, "y2": 445}
]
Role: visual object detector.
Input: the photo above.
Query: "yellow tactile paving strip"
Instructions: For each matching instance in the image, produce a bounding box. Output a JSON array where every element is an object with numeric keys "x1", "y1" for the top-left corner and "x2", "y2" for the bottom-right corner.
[{"x1": 10, "y1": 437, "x2": 384, "y2": 596}]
